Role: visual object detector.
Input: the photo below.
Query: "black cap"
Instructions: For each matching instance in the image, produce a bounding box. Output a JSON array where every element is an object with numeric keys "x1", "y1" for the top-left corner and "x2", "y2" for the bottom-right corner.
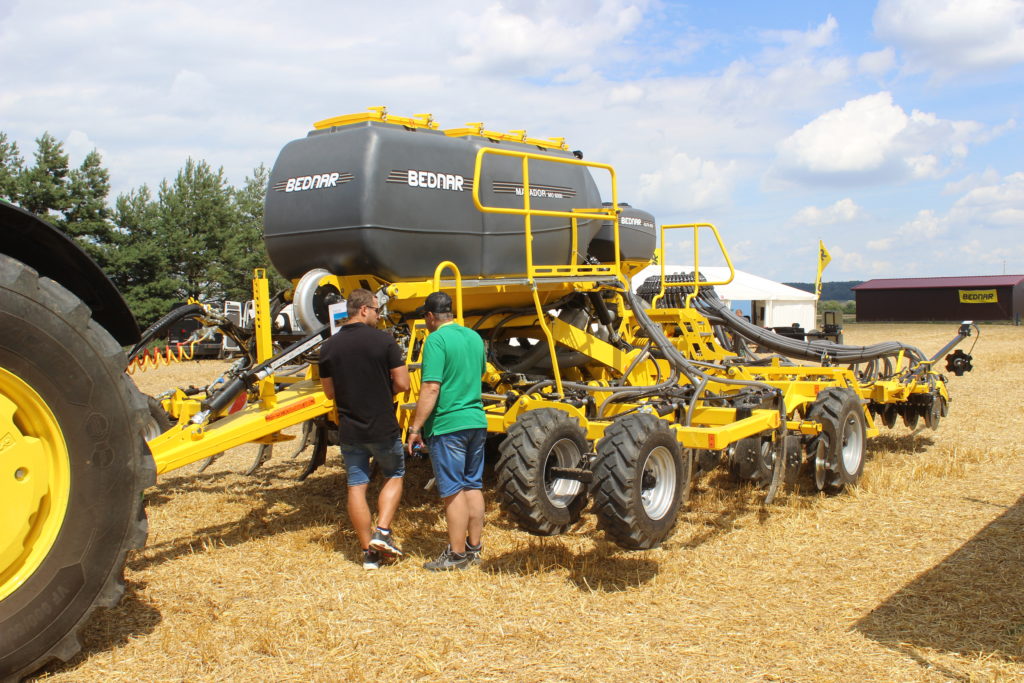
[{"x1": 424, "y1": 291, "x2": 452, "y2": 314}]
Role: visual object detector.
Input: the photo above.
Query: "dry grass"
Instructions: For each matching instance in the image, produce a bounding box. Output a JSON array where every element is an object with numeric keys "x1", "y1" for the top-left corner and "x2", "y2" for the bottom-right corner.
[{"x1": 36, "y1": 323, "x2": 1024, "y2": 682}]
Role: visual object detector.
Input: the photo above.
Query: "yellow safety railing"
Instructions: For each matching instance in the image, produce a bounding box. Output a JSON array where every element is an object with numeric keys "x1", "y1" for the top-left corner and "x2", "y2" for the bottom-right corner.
[
  {"x1": 652, "y1": 223, "x2": 735, "y2": 309},
  {"x1": 470, "y1": 147, "x2": 621, "y2": 396},
  {"x1": 471, "y1": 147, "x2": 620, "y2": 279},
  {"x1": 432, "y1": 260, "x2": 464, "y2": 325}
]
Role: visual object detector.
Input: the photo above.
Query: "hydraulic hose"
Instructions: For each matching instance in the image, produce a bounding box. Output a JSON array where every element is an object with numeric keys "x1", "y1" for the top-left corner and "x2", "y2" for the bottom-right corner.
[{"x1": 127, "y1": 304, "x2": 206, "y2": 363}]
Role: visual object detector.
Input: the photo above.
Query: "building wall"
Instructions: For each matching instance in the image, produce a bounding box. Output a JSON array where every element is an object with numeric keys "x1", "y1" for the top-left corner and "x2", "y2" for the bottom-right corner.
[{"x1": 855, "y1": 285, "x2": 1018, "y2": 321}]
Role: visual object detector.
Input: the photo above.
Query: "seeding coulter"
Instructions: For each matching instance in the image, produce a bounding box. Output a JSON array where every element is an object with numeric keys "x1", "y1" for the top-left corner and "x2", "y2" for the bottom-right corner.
[{"x1": 0, "y1": 108, "x2": 975, "y2": 679}]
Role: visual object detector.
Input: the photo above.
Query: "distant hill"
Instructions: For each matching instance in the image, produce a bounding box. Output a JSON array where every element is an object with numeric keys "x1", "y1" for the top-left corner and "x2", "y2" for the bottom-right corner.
[{"x1": 783, "y1": 280, "x2": 862, "y2": 301}]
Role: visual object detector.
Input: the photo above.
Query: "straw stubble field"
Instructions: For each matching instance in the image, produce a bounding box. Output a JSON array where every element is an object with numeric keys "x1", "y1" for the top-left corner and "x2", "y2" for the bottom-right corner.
[{"x1": 38, "y1": 324, "x2": 1024, "y2": 682}]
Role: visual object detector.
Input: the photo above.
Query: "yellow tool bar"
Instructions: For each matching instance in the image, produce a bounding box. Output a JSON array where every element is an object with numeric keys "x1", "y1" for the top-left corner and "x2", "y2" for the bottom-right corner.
[{"x1": 147, "y1": 380, "x2": 333, "y2": 474}]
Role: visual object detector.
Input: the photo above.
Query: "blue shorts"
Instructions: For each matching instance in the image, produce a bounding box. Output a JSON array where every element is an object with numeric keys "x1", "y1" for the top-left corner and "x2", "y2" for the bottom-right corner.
[
  {"x1": 340, "y1": 438, "x2": 405, "y2": 487},
  {"x1": 428, "y1": 428, "x2": 486, "y2": 498}
]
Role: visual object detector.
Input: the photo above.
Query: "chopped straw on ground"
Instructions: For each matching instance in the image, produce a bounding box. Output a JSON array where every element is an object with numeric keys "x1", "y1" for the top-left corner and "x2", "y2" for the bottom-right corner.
[{"x1": 35, "y1": 323, "x2": 1024, "y2": 682}]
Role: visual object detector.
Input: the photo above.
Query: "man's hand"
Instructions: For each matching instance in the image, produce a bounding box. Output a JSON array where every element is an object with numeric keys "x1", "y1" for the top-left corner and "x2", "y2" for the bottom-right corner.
[{"x1": 406, "y1": 429, "x2": 425, "y2": 456}]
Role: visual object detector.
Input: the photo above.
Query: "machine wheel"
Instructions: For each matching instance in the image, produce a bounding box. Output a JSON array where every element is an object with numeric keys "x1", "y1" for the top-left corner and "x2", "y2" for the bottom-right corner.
[
  {"x1": 0, "y1": 255, "x2": 154, "y2": 680},
  {"x1": 727, "y1": 436, "x2": 774, "y2": 487},
  {"x1": 806, "y1": 388, "x2": 866, "y2": 493},
  {"x1": 496, "y1": 409, "x2": 589, "y2": 536},
  {"x1": 593, "y1": 413, "x2": 689, "y2": 549}
]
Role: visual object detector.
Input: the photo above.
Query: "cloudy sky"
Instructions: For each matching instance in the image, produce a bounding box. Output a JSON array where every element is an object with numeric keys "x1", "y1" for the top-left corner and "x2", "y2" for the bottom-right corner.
[{"x1": 2, "y1": 0, "x2": 1022, "y2": 282}]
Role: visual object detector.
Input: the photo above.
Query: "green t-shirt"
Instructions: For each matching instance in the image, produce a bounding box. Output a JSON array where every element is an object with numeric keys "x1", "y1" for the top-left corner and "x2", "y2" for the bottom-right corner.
[{"x1": 421, "y1": 322, "x2": 487, "y2": 437}]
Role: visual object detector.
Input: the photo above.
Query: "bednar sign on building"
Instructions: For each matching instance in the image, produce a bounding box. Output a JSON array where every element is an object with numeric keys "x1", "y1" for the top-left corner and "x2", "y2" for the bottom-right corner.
[{"x1": 959, "y1": 289, "x2": 998, "y2": 304}]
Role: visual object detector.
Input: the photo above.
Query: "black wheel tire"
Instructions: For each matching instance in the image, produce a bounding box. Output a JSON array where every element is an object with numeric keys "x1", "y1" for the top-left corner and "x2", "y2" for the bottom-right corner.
[
  {"x1": 806, "y1": 388, "x2": 866, "y2": 493},
  {"x1": 144, "y1": 395, "x2": 172, "y2": 442},
  {"x1": 727, "y1": 436, "x2": 774, "y2": 487},
  {"x1": 495, "y1": 408, "x2": 589, "y2": 536},
  {"x1": 0, "y1": 254, "x2": 154, "y2": 680},
  {"x1": 593, "y1": 413, "x2": 689, "y2": 549}
]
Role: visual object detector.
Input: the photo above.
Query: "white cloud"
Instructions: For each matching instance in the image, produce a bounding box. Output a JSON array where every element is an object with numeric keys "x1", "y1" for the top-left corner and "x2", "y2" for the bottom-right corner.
[
  {"x1": 773, "y1": 91, "x2": 983, "y2": 185},
  {"x1": 897, "y1": 209, "x2": 948, "y2": 238},
  {"x1": 65, "y1": 130, "x2": 104, "y2": 167},
  {"x1": 874, "y1": 0, "x2": 1024, "y2": 75},
  {"x1": 949, "y1": 171, "x2": 1024, "y2": 226},
  {"x1": 943, "y1": 168, "x2": 1002, "y2": 195},
  {"x1": 637, "y1": 152, "x2": 737, "y2": 212},
  {"x1": 791, "y1": 198, "x2": 864, "y2": 226},
  {"x1": 858, "y1": 47, "x2": 896, "y2": 76},
  {"x1": 761, "y1": 15, "x2": 838, "y2": 50},
  {"x1": 451, "y1": 0, "x2": 645, "y2": 77}
]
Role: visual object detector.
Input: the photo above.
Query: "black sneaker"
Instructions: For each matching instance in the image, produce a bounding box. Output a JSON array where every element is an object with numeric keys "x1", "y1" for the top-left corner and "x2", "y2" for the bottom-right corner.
[
  {"x1": 465, "y1": 538, "x2": 482, "y2": 566},
  {"x1": 369, "y1": 528, "x2": 404, "y2": 558},
  {"x1": 362, "y1": 549, "x2": 381, "y2": 571},
  {"x1": 423, "y1": 546, "x2": 471, "y2": 572}
]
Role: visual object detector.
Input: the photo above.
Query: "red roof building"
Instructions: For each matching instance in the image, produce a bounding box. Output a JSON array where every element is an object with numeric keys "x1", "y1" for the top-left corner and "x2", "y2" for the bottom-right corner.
[{"x1": 852, "y1": 275, "x2": 1024, "y2": 322}]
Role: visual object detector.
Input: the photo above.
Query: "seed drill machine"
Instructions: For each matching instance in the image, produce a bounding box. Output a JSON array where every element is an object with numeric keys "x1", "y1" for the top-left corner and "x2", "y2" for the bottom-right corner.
[{"x1": 1, "y1": 107, "x2": 975, "y2": 678}]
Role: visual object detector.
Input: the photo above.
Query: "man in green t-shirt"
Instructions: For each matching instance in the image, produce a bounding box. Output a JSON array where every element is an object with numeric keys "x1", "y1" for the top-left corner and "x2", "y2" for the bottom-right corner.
[{"x1": 406, "y1": 292, "x2": 487, "y2": 571}]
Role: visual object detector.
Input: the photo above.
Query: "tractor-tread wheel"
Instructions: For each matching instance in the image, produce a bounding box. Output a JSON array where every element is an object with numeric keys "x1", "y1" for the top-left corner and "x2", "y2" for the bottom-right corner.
[
  {"x1": 496, "y1": 408, "x2": 589, "y2": 536},
  {"x1": 593, "y1": 413, "x2": 689, "y2": 550},
  {"x1": 805, "y1": 388, "x2": 866, "y2": 494},
  {"x1": 0, "y1": 254, "x2": 154, "y2": 681}
]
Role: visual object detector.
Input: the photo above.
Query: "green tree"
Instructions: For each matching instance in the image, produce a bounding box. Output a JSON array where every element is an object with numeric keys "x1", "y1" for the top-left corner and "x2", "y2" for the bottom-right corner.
[
  {"x1": 19, "y1": 132, "x2": 71, "y2": 219},
  {"x1": 64, "y1": 149, "x2": 114, "y2": 267},
  {"x1": 157, "y1": 158, "x2": 237, "y2": 302},
  {"x1": 225, "y1": 163, "x2": 288, "y2": 300},
  {"x1": 110, "y1": 185, "x2": 178, "y2": 327},
  {"x1": 0, "y1": 132, "x2": 24, "y2": 203}
]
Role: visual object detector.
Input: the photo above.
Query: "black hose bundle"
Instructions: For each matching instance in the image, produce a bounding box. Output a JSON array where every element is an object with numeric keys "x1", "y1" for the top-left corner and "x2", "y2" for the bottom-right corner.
[
  {"x1": 638, "y1": 273, "x2": 927, "y2": 366},
  {"x1": 126, "y1": 304, "x2": 206, "y2": 363}
]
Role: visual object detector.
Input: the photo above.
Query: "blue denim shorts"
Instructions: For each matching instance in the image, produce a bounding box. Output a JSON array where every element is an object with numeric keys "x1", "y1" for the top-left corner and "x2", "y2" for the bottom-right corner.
[
  {"x1": 340, "y1": 438, "x2": 405, "y2": 487},
  {"x1": 428, "y1": 428, "x2": 486, "y2": 498}
]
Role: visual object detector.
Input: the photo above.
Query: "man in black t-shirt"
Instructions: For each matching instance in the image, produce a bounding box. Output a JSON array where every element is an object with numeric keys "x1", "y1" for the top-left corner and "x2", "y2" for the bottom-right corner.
[{"x1": 319, "y1": 288, "x2": 410, "y2": 570}]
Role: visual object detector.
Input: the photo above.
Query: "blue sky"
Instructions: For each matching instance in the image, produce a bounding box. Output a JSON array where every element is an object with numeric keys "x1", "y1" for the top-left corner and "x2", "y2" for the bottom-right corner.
[{"x1": 1, "y1": 0, "x2": 1022, "y2": 282}]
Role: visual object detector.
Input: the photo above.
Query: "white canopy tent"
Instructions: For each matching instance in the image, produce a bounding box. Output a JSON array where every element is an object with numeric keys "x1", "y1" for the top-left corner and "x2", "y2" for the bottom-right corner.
[{"x1": 633, "y1": 265, "x2": 818, "y2": 331}]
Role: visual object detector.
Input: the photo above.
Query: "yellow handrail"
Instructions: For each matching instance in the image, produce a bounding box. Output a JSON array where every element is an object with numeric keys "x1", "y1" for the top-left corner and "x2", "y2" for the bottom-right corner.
[
  {"x1": 470, "y1": 147, "x2": 620, "y2": 279},
  {"x1": 652, "y1": 223, "x2": 735, "y2": 308},
  {"x1": 432, "y1": 260, "x2": 464, "y2": 325}
]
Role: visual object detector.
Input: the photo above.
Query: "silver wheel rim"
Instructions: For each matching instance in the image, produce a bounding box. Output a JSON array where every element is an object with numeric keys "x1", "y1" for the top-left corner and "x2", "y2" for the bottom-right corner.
[
  {"x1": 640, "y1": 446, "x2": 676, "y2": 520},
  {"x1": 544, "y1": 437, "x2": 582, "y2": 508},
  {"x1": 840, "y1": 415, "x2": 864, "y2": 473}
]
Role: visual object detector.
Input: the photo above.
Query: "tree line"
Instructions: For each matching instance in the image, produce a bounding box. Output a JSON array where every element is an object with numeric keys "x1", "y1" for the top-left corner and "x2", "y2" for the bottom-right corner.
[{"x1": 0, "y1": 131, "x2": 285, "y2": 328}]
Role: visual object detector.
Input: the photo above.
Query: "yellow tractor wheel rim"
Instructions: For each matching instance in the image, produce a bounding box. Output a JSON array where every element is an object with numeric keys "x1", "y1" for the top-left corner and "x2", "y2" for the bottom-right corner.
[{"x1": 0, "y1": 367, "x2": 71, "y2": 601}]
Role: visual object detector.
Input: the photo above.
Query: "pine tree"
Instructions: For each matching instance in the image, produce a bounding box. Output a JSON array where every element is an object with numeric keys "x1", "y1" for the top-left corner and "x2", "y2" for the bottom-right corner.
[
  {"x1": 65, "y1": 149, "x2": 114, "y2": 266},
  {"x1": 157, "y1": 158, "x2": 238, "y2": 302},
  {"x1": 225, "y1": 163, "x2": 289, "y2": 300},
  {"x1": 110, "y1": 185, "x2": 178, "y2": 327},
  {"x1": 0, "y1": 132, "x2": 24, "y2": 204},
  {"x1": 19, "y1": 133, "x2": 71, "y2": 220}
]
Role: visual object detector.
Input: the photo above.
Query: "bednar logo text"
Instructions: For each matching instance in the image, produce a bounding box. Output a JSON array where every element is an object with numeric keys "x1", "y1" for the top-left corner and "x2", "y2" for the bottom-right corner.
[{"x1": 958, "y1": 289, "x2": 997, "y2": 303}]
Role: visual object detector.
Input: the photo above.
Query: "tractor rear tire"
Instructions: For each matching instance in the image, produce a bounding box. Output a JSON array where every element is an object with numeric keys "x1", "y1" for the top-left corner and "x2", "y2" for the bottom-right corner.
[
  {"x1": 806, "y1": 388, "x2": 865, "y2": 493},
  {"x1": 593, "y1": 413, "x2": 689, "y2": 549},
  {"x1": 0, "y1": 255, "x2": 154, "y2": 680},
  {"x1": 496, "y1": 408, "x2": 589, "y2": 536}
]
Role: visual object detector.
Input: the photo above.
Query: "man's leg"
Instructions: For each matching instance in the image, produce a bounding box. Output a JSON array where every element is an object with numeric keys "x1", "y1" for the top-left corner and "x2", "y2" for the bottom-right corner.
[
  {"x1": 465, "y1": 489, "x2": 484, "y2": 548},
  {"x1": 340, "y1": 443, "x2": 374, "y2": 551},
  {"x1": 347, "y1": 483, "x2": 372, "y2": 549},
  {"x1": 464, "y1": 429, "x2": 487, "y2": 548},
  {"x1": 443, "y1": 490, "x2": 469, "y2": 554},
  {"x1": 376, "y1": 476, "x2": 403, "y2": 529}
]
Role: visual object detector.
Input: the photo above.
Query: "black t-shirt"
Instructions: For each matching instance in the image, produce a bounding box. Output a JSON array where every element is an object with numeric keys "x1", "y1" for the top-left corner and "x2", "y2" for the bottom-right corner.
[{"x1": 318, "y1": 322, "x2": 405, "y2": 444}]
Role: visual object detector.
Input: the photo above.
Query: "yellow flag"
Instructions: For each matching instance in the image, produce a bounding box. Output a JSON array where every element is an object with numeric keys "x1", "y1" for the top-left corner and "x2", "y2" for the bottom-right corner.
[{"x1": 814, "y1": 240, "x2": 831, "y2": 298}]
